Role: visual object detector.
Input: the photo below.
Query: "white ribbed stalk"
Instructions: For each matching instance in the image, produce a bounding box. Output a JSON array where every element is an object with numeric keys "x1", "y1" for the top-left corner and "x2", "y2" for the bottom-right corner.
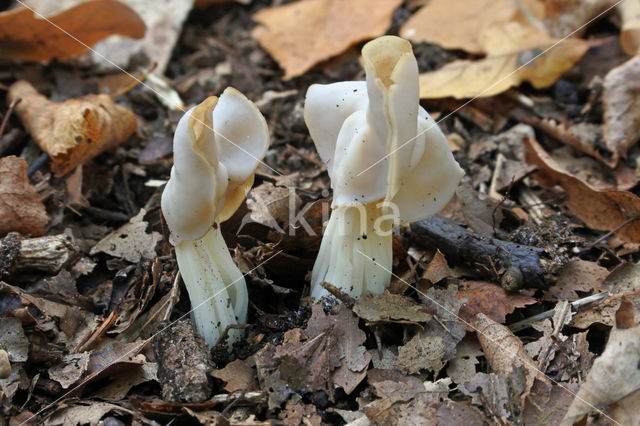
[
  {"x1": 175, "y1": 225, "x2": 247, "y2": 347},
  {"x1": 310, "y1": 203, "x2": 392, "y2": 299}
]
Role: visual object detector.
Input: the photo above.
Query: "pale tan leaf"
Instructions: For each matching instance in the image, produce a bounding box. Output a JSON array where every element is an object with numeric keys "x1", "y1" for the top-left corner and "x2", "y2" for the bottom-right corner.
[
  {"x1": 251, "y1": 0, "x2": 401, "y2": 80},
  {"x1": 419, "y1": 33, "x2": 588, "y2": 99},
  {"x1": 400, "y1": 0, "x2": 540, "y2": 54}
]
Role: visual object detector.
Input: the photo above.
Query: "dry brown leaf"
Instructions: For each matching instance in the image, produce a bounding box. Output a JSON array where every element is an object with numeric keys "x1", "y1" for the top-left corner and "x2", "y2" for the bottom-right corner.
[
  {"x1": 572, "y1": 262, "x2": 640, "y2": 328},
  {"x1": 0, "y1": 156, "x2": 49, "y2": 237},
  {"x1": 90, "y1": 209, "x2": 161, "y2": 263},
  {"x1": 457, "y1": 280, "x2": 537, "y2": 325},
  {"x1": 419, "y1": 25, "x2": 588, "y2": 99},
  {"x1": 400, "y1": 0, "x2": 541, "y2": 54},
  {"x1": 352, "y1": 291, "x2": 432, "y2": 325},
  {"x1": 620, "y1": 0, "x2": 640, "y2": 55},
  {"x1": 525, "y1": 137, "x2": 640, "y2": 242},
  {"x1": 603, "y1": 55, "x2": 640, "y2": 162},
  {"x1": 395, "y1": 332, "x2": 446, "y2": 375},
  {"x1": 474, "y1": 313, "x2": 540, "y2": 408},
  {"x1": 210, "y1": 359, "x2": 258, "y2": 393},
  {"x1": 251, "y1": 0, "x2": 401, "y2": 80},
  {"x1": 421, "y1": 249, "x2": 452, "y2": 284},
  {"x1": 0, "y1": 0, "x2": 145, "y2": 62},
  {"x1": 545, "y1": 259, "x2": 608, "y2": 301},
  {"x1": 7, "y1": 80, "x2": 137, "y2": 177},
  {"x1": 45, "y1": 401, "x2": 137, "y2": 426},
  {"x1": 445, "y1": 336, "x2": 483, "y2": 386},
  {"x1": 562, "y1": 304, "x2": 640, "y2": 425}
]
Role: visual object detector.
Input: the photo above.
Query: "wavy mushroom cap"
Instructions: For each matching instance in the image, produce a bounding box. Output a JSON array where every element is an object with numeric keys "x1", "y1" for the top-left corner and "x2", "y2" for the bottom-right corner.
[
  {"x1": 304, "y1": 35, "x2": 463, "y2": 222},
  {"x1": 162, "y1": 88, "x2": 270, "y2": 244}
]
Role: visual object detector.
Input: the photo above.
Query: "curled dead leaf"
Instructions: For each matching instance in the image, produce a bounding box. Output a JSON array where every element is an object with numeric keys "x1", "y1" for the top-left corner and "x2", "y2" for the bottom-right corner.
[
  {"x1": 0, "y1": 0, "x2": 145, "y2": 62},
  {"x1": 562, "y1": 304, "x2": 640, "y2": 425},
  {"x1": 400, "y1": 0, "x2": 540, "y2": 54},
  {"x1": 251, "y1": 0, "x2": 401, "y2": 80},
  {"x1": 525, "y1": 137, "x2": 640, "y2": 242},
  {"x1": 474, "y1": 313, "x2": 540, "y2": 409},
  {"x1": 8, "y1": 80, "x2": 137, "y2": 177},
  {"x1": 603, "y1": 55, "x2": 640, "y2": 162},
  {"x1": 419, "y1": 28, "x2": 588, "y2": 99},
  {"x1": 0, "y1": 156, "x2": 49, "y2": 237}
]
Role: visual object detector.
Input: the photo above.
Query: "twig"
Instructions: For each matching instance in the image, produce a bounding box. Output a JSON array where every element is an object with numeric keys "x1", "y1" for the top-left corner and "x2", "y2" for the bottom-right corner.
[
  {"x1": 578, "y1": 216, "x2": 640, "y2": 255},
  {"x1": 0, "y1": 98, "x2": 21, "y2": 138},
  {"x1": 509, "y1": 293, "x2": 608, "y2": 332}
]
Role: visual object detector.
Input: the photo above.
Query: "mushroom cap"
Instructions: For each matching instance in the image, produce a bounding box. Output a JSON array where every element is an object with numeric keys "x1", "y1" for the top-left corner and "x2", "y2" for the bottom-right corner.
[
  {"x1": 304, "y1": 35, "x2": 463, "y2": 222},
  {"x1": 161, "y1": 87, "x2": 269, "y2": 244}
]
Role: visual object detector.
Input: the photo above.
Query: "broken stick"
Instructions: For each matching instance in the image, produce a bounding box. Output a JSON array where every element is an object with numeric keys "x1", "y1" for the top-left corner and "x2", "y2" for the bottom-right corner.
[{"x1": 411, "y1": 215, "x2": 550, "y2": 290}]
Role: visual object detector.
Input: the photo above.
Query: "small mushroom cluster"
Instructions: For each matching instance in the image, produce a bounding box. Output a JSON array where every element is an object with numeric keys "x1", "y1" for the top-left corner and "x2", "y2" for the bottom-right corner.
[{"x1": 162, "y1": 36, "x2": 463, "y2": 348}]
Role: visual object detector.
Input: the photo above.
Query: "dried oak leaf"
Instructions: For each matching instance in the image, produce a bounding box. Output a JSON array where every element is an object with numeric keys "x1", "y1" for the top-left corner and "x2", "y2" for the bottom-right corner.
[
  {"x1": 545, "y1": 259, "x2": 608, "y2": 301},
  {"x1": 571, "y1": 262, "x2": 640, "y2": 329},
  {"x1": 0, "y1": 0, "x2": 145, "y2": 62},
  {"x1": 562, "y1": 303, "x2": 640, "y2": 425},
  {"x1": 48, "y1": 353, "x2": 90, "y2": 389},
  {"x1": 525, "y1": 137, "x2": 640, "y2": 243},
  {"x1": 90, "y1": 209, "x2": 161, "y2": 263},
  {"x1": 255, "y1": 303, "x2": 369, "y2": 408},
  {"x1": 303, "y1": 303, "x2": 370, "y2": 395},
  {"x1": 400, "y1": 0, "x2": 538, "y2": 54},
  {"x1": 8, "y1": 80, "x2": 137, "y2": 177},
  {"x1": 457, "y1": 280, "x2": 537, "y2": 325},
  {"x1": 210, "y1": 359, "x2": 258, "y2": 393},
  {"x1": 0, "y1": 156, "x2": 49, "y2": 237},
  {"x1": 395, "y1": 332, "x2": 446, "y2": 375},
  {"x1": 251, "y1": 0, "x2": 401, "y2": 80},
  {"x1": 365, "y1": 369, "x2": 452, "y2": 425},
  {"x1": 419, "y1": 284, "x2": 466, "y2": 361},
  {"x1": 418, "y1": 22, "x2": 588, "y2": 99},
  {"x1": 353, "y1": 291, "x2": 432, "y2": 325},
  {"x1": 603, "y1": 55, "x2": 640, "y2": 162}
]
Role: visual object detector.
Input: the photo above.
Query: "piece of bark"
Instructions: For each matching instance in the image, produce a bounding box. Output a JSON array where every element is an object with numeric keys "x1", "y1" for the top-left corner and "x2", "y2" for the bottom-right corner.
[
  {"x1": 0, "y1": 233, "x2": 79, "y2": 276},
  {"x1": 153, "y1": 319, "x2": 214, "y2": 403},
  {"x1": 411, "y1": 215, "x2": 550, "y2": 290}
]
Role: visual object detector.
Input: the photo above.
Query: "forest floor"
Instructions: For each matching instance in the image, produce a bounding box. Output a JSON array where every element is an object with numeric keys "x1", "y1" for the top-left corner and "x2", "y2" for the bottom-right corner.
[{"x1": 1, "y1": 0, "x2": 640, "y2": 425}]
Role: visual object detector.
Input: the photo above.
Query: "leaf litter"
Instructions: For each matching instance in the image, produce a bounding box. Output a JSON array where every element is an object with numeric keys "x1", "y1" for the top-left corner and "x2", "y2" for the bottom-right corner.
[{"x1": 3, "y1": 0, "x2": 640, "y2": 424}]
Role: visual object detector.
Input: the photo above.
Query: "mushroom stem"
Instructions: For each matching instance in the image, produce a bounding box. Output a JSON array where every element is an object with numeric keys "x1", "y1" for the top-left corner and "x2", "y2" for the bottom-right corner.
[
  {"x1": 174, "y1": 225, "x2": 247, "y2": 347},
  {"x1": 310, "y1": 202, "x2": 393, "y2": 299}
]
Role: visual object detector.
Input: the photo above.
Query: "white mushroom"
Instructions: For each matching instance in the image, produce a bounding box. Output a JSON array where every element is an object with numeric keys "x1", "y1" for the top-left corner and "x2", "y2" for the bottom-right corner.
[
  {"x1": 305, "y1": 35, "x2": 464, "y2": 299},
  {"x1": 161, "y1": 88, "x2": 269, "y2": 347}
]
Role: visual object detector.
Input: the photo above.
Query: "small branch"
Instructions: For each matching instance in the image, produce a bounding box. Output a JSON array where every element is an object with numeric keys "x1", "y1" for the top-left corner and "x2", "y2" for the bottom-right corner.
[
  {"x1": 410, "y1": 215, "x2": 549, "y2": 290},
  {"x1": 0, "y1": 98, "x2": 21, "y2": 138},
  {"x1": 0, "y1": 233, "x2": 80, "y2": 276}
]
